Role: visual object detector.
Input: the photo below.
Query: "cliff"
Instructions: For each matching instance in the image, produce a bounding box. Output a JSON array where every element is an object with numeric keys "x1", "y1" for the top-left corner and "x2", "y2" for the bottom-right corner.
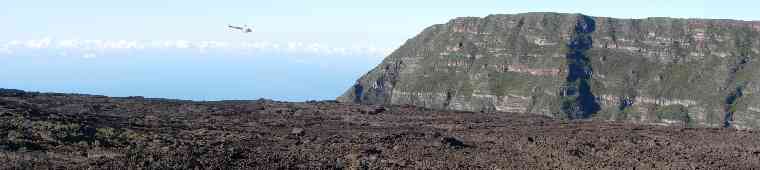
[{"x1": 338, "y1": 12, "x2": 760, "y2": 129}]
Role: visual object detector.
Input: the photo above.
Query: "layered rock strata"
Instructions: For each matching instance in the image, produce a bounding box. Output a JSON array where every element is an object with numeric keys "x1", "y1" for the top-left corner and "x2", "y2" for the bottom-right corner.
[{"x1": 339, "y1": 12, "x2": 760, "y2": 129}]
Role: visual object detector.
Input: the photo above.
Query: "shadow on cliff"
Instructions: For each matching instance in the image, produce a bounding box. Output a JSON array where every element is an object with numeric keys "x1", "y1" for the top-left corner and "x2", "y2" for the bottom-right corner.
[{"x1": 561, "y1": 15, "x2": 601, "y2": 119}]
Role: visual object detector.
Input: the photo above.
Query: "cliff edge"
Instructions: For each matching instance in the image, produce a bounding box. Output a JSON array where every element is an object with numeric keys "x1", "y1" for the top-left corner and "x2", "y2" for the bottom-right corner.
[{"x1": 339, "y1": 12, "x2": 760, "y2": 129}]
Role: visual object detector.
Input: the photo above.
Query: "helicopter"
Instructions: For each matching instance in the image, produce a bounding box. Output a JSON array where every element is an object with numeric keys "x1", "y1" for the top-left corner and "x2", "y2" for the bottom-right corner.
[{"x1": 228, "y1": 24, "x2": 254, "y2": 33}]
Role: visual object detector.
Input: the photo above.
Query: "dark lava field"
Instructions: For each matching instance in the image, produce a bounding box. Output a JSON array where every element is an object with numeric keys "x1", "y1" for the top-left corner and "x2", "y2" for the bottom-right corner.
[{"x1": 1, "y1": 89, "x2": 760, "y2": 169}]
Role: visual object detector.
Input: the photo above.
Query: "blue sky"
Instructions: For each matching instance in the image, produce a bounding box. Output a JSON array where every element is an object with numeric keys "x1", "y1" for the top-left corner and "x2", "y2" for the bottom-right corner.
[
  {"x1": 5, "y1": 0, "x2": 758, "y2": 44},
  {"x1": 1, "y1": 0, "x2": 758, "y2": 101}
]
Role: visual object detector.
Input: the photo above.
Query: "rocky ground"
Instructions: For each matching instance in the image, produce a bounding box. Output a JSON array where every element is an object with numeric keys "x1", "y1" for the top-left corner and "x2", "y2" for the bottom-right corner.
[{"x1": 1, "y1": 89, "x2": 760, "y2": 169}]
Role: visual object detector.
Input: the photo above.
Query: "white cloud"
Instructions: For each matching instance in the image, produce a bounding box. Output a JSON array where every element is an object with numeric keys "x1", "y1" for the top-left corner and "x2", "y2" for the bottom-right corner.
[
  {"x1": 103, "y1": 40, "x2": 140, "y2": 49},
  {"x1": 57, "y1": 39, "x2": 80, "y2": 48},
  {"x1": 197, "y1": 41, "x2": 227, "y2": 49},
  {"x1": 174, "y1": 40, "x2": 190, "y2": 49},
  {"x1": 23, "y1": 38, "x2": 52, "y2": 49},
  {"x1": 287, "y1": 42, "x2": 304, "y2": 51},
  {"x1": 1, "y1": 38, "x2": 394, "y2": 57}
]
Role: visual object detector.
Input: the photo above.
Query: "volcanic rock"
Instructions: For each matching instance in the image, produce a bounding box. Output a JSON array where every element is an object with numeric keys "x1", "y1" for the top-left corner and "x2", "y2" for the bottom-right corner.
[{"x1": 339, "y1": 12, "x2": 760, "y2": 129}]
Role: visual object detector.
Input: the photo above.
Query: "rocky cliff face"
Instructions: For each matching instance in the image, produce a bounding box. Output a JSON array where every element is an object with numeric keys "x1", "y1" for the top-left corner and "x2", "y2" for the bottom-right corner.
[{"x1": 338, "y1": 12, "x2": 760, "y2": 129}]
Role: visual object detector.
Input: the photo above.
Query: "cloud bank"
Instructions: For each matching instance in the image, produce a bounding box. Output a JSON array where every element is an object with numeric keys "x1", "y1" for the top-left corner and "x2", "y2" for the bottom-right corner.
[{"x1": 0, "y1": 38, "x2": 394, "y2": 58}]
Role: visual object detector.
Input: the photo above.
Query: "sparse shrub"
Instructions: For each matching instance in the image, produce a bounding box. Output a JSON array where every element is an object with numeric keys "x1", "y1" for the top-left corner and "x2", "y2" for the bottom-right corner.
[
  {"x1": 95, "y1": 127, "x2": 132, "y2": 147},
  {"x1": 618, "y1": 107, "x2": 636, "y2": 121},
  {"x1": 655, "y1": 104, "x2": 691, "y2": 126},
  {"x1": 96, "y1": 127, "x2": 117, "y2": 139}
]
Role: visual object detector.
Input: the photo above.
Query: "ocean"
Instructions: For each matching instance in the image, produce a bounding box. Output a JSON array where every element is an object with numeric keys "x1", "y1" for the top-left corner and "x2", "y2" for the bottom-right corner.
[{"x1": 0, "y1": 53, "x2": 381, "y2": 101}]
